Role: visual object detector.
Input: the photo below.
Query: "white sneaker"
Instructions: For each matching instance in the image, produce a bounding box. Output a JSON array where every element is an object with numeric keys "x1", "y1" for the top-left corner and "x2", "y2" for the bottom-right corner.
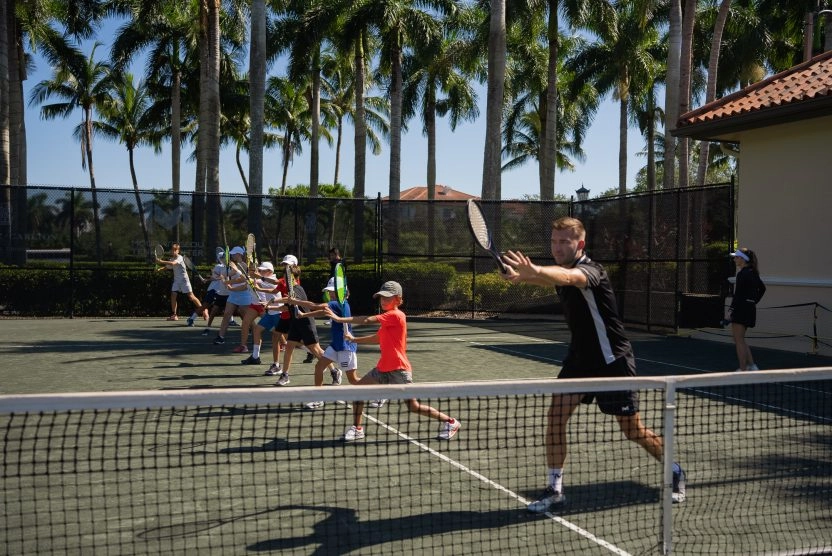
[
  {"x1": 264, "y1": 363, "x2": 281, "y2": 376},
  {"x1": 304, "y1": 401, "x2": 324, "y2": 410},
  {"x1": 369, "y1": 399, "x2": 387, "y2": 408},
  {"x1": 527, "y1": 486, "x2": 566, "y2": 513},
  {"x1": 438, "y1": 419, "x2": 461, "y2": 440},
  {"x1": 330, "y1": 367, "x2": 342, "y2": 385},
  {"x1": 746, "y1": 364, "x2": 760, "y2": 371},
  {"x1": 275, "y1": 372, "x2": 290, "y2": 386},
  {"x1": 343, "y1": 426, "x2": 365, "y2": 441}
]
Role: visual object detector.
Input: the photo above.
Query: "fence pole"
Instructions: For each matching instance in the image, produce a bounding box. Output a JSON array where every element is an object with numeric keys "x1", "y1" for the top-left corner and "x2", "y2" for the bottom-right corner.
[{"x1": 69, "y1": 189, "x2": 76, "y2": 319}]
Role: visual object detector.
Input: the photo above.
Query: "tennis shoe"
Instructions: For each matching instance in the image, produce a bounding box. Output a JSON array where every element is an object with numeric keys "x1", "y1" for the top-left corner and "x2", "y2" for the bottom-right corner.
[
  {"x1": 303, "y1": 353, "x2": 315, "y2": 363},
  {"x1": 229, "y1": 319, "x2": 239, "y2": 327},
  {"x1": 201, "y1": 328, "x2": 210, "y2": 336},
  {"x1": 232, "y1": 344, "x2": 248, "y2": 354},
  {"x1": 438, "y1": 419, "x2": 461, "y2": 440},
  {"x1": 275, "y1": 372, "x2": 290, "y2": 386},
  {"x1": 241, "y1": 355, "x2": 261, "y2": 365},
  {"x1": 746, "y1": 363, "x2": 760, "y2": 371},
  {"x1": 330, "y1": 367, "x2": 342, "y2": 385},
  {"x1": 672, "y1": 462, "x2": 686, "y2": 503},
  {"x1": 264, "y1": 363, "x2": 281, "y2": 376},
  {"x1": 343, "y1": 426, "x2": 365, "y2": 441},
  {"x1": 186, "y1": 316, "x2": 195, "y2": 327},
  {"x1": 166, "y1": 315, "x2": 178, "y2": 321},
  {"x1": 305, "y1": 401, "x2": 324, "y2": 410},
  {"x1": 527, "y1": 486, "x2": 566, "y2": 513},
  {"x1": 369, "y1": 399, "x2": 387, "y2": 408},
  {"x1": 213, "y1": 335, "x2": 225, "y2": 345}
]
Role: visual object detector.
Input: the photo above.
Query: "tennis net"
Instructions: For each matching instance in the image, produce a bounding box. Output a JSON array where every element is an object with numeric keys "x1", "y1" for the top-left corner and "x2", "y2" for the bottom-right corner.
[{"x1": 2, "y1": 369, "x2": 830, "y2": 555}]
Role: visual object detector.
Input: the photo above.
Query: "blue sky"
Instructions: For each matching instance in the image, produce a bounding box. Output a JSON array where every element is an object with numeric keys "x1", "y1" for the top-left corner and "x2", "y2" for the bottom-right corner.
[{"x1": 22, "y1": 23, "x2": 647, "y2": 201}]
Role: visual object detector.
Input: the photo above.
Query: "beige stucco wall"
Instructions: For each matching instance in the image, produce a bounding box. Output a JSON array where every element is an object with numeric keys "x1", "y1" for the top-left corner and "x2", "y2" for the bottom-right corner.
[{"x1": 728, "y1": 115, "x2": 832, "y2": 356}]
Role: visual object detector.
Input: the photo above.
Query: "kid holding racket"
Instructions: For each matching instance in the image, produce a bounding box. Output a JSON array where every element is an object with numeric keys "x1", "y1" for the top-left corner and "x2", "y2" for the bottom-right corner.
[
  {"x1": 156, "y1": 242, "x2": 207, "y2": 322},
  {"x1": 325, "y1": 281, "x2": 461, "y2": 442}
]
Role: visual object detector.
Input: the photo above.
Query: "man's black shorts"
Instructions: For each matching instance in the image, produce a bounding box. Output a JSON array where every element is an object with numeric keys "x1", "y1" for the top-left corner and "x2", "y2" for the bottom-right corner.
[{"x1": 558, "y1": 356, "x2": 639, "y2": 416}]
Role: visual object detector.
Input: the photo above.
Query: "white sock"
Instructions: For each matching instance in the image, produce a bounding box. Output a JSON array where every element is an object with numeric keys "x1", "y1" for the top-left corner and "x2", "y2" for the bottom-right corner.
[
  {"x1": 548, "y1": 468, "x2": 564, "y2": 492},
  {"x1": 252, "y1": 344, "x2": 261, "y2": 358}
]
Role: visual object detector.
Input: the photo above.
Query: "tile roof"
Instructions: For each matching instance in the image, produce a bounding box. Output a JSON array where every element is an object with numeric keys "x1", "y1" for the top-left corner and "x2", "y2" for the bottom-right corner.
[
  {"x1": 385, "y1": 185, "x2": 477, "y2": 201},
  {"x1": 674, "y1": 50, "x2": 832, "y2": 140}
]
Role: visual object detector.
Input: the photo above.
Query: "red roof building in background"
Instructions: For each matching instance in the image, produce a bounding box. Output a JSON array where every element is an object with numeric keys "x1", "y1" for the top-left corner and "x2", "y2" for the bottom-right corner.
[
  {"x1": 674, "y1": 50, "x2": 832, "y2": 141},
  {"x1": 384, "y1": 185, "x2": 477, "y2": 201}
]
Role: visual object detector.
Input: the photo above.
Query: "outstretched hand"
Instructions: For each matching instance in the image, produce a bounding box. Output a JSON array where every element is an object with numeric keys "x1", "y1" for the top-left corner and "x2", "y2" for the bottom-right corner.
[{"x1": 500, "y1": 250, "x2": 538, "y2": 282}]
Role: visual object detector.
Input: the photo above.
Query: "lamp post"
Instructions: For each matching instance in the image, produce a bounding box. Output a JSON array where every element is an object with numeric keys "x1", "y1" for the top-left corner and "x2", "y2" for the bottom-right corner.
[{"x1": 575, "y1": 185, "x2": 590, "y2": 202}]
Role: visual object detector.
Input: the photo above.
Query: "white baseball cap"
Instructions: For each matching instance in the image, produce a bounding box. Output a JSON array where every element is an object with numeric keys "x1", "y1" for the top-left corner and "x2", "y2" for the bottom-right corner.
[
  {"x1": 729, "y1": 249, "x2": 749, "y2": 262},
  {"x1": 323, "y1": 277, "x2": 336, "y2": 292},
  {"x1": 258, "y1": 261, "x2": 274, "y2": 272},
  {"x1": 281, "y1": 254, "x2": 298, "y2": 266},
  {"x1": 229, "y1": 246, "x2": 245, "y2": 256}
]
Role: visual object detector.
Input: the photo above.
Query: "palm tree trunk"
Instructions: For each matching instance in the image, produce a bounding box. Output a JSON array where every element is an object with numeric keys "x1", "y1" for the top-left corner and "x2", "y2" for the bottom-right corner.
[
  {"x1": 677, "y1": 0, "x2": 696, "y2": 189},
  {"x1": 128, "y1": 147, "x2": 151, "y2": 261},
  {"x1": 426, "y1": 84, "x2": 436, "y2": 260},
  {"x1": 387, "y1": 39, "x2": 403, "y2": 259},
  {"x1": 646, "y1": 94, "x2": 656, "y2": 192},
  {"x1": 663, "y1": 0, "x2": 682, "y2": 188},
  {"x1": 84, "y1": 107, "x2": 102, "y2": 265},
  {"x1": 618, "y1": 95, "x2": 628, "y2": 194},
  {"x1": 696, "y1": 0, "x2": 731, "y2": 188},
  {"x1": 482, "y1": 0, "x2": 506, "y2": 200},
  {"x1": 171, "y1": 66, "x2": 181, "y2": 243},
  {"x1": 334, "y1": 116, "x2": 343, "y2": 185},
  {"x1": 541, "y1": 0, "x2": 558, "y2": 200},
  {"x1": 353, "y1": 32, "x2": 367, "y2": 263},
  {"x1": 249, "y1": 0, "x2": 265, "y2": 261},
  {"x1": 202, "y1": 0, "x2": 222, "y2": 254}
]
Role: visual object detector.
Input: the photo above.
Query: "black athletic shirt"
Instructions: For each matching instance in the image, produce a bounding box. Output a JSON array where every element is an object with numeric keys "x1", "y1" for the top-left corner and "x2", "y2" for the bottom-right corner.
[{"x1": 557, "y1": 255, "x2": 633, "y2": 371}]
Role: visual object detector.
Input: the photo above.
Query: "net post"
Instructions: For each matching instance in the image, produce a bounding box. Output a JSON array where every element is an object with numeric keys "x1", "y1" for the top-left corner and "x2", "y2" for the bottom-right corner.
[{"x1": 661, "y1": 378, "x2": 677, "y2": 556}]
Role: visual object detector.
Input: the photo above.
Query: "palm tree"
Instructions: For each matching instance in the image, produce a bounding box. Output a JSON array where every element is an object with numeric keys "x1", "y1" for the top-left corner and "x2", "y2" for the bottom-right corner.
[
  {"x1": 320, "y1": 47, "x2": 389, "y2": 186},
  {"x1": 29, "y1": 41, "x2": 114, "y2": 263},
  {"x1": 695, "y1": 0, "x2": 732, "y2": 188},
  {"x1": 265, "y1": 75, "x2": 312, "y2": 194},
  {"x1": 95, "y1": 72, "x2": 162, "y2": 258},
  {"x1": 568, "y1": 0, "x2": 662, "y2": 194},
  {"x1": 403, "y1": 27, "x2": 479, "y2": 201},
  {"x1": 481, "y1": 0, "x2": 506, "y2": 200},
  {"x1": 111, "y1": 0, "x2": 200, "y2": 244}
]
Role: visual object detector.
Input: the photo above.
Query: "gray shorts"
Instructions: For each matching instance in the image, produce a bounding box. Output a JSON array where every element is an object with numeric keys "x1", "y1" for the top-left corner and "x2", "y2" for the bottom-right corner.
[{"x1": 365, "y1": 368, "x2": 412, "y2": 385}]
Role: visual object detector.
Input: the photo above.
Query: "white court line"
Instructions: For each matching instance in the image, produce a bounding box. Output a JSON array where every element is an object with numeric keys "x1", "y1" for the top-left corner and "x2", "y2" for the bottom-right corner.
[{"x1": 351, "y1": 406, "x2": 633, "y2": 556}]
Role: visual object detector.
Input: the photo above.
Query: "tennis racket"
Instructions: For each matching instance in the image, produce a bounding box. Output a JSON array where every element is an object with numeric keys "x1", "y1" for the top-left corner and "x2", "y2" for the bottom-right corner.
[
  {"x1": 284, "y1": 262, "x2": 295, "y2": 316},
  {"x1": 334, "y1": 262, "x2": 347, "y2": 310},
  {"x1": 245, "y1": 233, "x2": 256, "y2": 269},
  {"x1": 182, "y1": 255, "x2": 207, "y2": 283},
  {"x1": 154, "y1": 244, "x2": 166, "y2": 271},
  {"x1": 467, "y1": 199, "x2": 508, "y2": 273}
]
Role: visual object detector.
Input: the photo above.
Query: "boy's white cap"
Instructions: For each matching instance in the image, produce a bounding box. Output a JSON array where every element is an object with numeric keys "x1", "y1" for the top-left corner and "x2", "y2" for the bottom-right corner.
[
  {"x1": 258, "y1": 261, "x2": 274, "y2": 272},
  {"x1": 729, "y1": 249, "x2": 749, "y2": 262},
  {"x1": 323, "y1": 277, "x2": 336, "y2": 292},
  {"x1": 281, "y1": 254, "x2": 298, "y2": 266},
  {"x1": 229, "y1": 246, "x2": 245, "y2": 256}
]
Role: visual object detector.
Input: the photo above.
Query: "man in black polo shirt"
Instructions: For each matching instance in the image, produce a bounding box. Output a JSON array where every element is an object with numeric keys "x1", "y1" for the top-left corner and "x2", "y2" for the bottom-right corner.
[{"x1": 502, "y1": 216, "x2": 685, "y2": 512}]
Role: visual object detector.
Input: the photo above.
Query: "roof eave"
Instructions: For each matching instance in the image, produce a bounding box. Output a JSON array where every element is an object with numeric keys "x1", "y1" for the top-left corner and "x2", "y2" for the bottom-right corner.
[{"x1": 672, "y1": 96, "x2": 832, "y2": 141}]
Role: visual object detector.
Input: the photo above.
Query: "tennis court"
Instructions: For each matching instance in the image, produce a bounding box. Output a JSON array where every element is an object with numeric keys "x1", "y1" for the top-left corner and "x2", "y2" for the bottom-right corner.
[{"x1": 1, "y1": 318, "x2": 831, "y2": 555}]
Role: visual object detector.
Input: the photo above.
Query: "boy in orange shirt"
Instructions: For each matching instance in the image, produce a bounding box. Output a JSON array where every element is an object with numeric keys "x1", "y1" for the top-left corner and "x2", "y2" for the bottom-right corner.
[{"x1": 325, "y1": 281, "x2": 461, "y2": 441}]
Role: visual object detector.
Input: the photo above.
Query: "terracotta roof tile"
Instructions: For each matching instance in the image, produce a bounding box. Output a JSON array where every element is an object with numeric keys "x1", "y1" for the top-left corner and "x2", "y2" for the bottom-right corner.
[
  {"x1": 677, "y1": 50, "x2": 832, "y2": 129},
  {"x1": 385, "y1": 185, "x2": 477, "y2": 201}
]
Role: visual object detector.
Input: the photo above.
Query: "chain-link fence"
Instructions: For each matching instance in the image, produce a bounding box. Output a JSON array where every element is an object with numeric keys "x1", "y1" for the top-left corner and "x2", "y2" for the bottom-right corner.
[{"x1": 0, "y1": 183, "x2": 733, "y2": 328}]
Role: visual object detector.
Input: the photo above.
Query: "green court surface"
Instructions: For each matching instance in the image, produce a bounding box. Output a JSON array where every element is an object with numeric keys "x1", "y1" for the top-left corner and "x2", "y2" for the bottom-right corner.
[
  {"x1": 1, "y1": 318, "x2": 831, "y2": 555},
  {"x1": 0, "y1": 316, "x2": 829, "y2": 395}
]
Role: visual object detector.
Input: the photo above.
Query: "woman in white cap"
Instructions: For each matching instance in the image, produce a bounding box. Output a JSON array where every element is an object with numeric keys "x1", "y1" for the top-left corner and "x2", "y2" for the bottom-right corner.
[
  {"x1": 213, "y1": 246, "x2": 252, "y2": 346},
  {"x1": 728, "y1": 248, "x2": 766, "y2": 371}
]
